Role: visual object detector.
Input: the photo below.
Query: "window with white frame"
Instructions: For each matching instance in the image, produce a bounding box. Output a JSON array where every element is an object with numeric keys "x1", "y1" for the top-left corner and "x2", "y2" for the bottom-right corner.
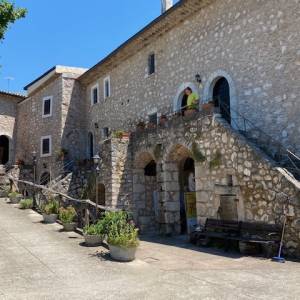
[
  {"x1": 40, "y1": 136, "x2": 52, "y2": 157},
  {"x1": 42, "y1": 96, "x2": 53, "y2": 117},
  {"x1": 103, "y1": 76, "x2": 111, "y2": 99},
  {"x1": 91, "y1": 84, "x2": 99, "y2": 105}
]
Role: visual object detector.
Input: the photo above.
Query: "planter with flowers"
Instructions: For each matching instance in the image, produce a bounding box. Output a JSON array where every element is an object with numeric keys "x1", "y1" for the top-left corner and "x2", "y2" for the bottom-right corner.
[
  {"x1": 42, "y1": 199, "x2": 59, "y2": 224},
  {"x1": 59, "y1": 206, "x2": 77, "y2": 231},
  {"x1": 8, "y1": 191, "x2": 23, "y2": 204},
  {"x1": 98, "y1": 211, "x2": 139, "y2": 262},
  {"x1": 83, "y1": 222, "x2": 105, "y2": 246}
]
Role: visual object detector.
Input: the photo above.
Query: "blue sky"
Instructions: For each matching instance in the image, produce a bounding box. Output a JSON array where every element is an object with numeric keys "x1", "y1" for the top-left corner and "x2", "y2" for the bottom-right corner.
[{"x1": 0, "y1": 1, "x2": 178, "y2": 93}]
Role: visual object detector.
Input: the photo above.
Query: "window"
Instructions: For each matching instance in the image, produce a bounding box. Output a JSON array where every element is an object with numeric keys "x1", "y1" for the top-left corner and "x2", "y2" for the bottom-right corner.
[
  {"x1": 91, "y1": 84, "x2": 99, "y2": 105},
  {"x1": 148, "y1": 53, "x2": 155, "y2": 75},
  {"x1": 40, "y1": 136, "x2": 52, "y2": 157},
  {"x1": 42, "y1": 96, "x2": 52, "y2": 117},
  {"x1": 104, "y1": 76, "x2": 111, "y2": 99},
  {"x1": 149, "y1": 112, "x2": 158, "y2": 125}
]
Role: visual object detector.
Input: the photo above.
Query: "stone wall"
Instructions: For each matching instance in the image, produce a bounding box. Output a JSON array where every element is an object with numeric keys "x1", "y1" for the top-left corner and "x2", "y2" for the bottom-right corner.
[
  {"x1": 129, "y1": 113, "x2": 300, "y2": 257},
  {"x1": 85, "y1": 0, "x2": 300, "y2": 155}
]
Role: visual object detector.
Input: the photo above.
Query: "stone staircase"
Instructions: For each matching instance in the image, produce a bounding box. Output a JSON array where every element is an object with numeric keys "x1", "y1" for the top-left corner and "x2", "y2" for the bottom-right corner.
[{"x1": 219, "y1": 103, "x2": 300, "y2": 181}]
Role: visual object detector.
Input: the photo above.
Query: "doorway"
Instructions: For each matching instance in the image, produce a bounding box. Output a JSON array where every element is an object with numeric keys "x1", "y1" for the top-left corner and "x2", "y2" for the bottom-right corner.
[
  {"x1": 179, "y1": 157, "x2": 195, "y2": 234},
  {"x1": 213, "y1": 77, "x2": 231, "y2": 124},
  {"x1": 0, "y1": 136, "x2": 9, "y2": 165}
]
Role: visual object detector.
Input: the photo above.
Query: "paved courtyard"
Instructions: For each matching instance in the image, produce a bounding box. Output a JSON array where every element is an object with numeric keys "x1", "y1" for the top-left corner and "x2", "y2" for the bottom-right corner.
[{"x1": 0, "y1": 198, "x2": 299, "y2": 300}]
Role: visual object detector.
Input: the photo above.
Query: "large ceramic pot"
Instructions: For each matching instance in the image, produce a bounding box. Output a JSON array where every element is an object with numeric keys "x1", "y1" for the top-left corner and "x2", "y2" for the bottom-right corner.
[
  {"x1": 63, "y1": 222, "x2": 77, "y2": 232},
  {"x1": 9, "y1": 194, "x2": 23, "y2": 204},
  {"x1": 43, "y1": 213, "x2": 58, "y2": 224},
  {"x1": 83, "y1": 234, "x2": 103, "y2": 246},
  {"x1": 108, "y1": 244, "x2": 137, "y2": 262}
]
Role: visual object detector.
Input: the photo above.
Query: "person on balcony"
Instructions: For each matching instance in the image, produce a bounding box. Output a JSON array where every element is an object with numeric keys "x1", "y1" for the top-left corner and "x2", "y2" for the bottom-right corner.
[{"x1": 185, "y1": 87, "x2": 199, "y2": 111}]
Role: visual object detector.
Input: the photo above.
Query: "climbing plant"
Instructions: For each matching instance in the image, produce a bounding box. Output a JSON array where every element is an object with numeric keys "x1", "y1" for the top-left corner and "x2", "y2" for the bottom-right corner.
[
  {"x1": 191, "y1": 142, "x2": 206, "y2": 163},
  {"x1": 209, "y1": 150, "x2": 222, "y2": 169}
]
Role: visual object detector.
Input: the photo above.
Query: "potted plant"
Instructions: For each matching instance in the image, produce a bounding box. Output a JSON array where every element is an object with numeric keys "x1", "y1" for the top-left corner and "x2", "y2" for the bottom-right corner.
[
  {"x1": 56, "y1": 148, "x2": 68, "y2": 161},
  {"x1": 59, "y1": 206, "x2": 77, "y2": 231},
  {"x1": 99, "y1": 211, "x2": 139, "y2": 262},
  {"x1": 202, "y1": 100, "x2": 215, "y2": 113},
  {"x1": 42, "y1": 199, "x2": 59, "y2": 224},
  {"x1": 15, "y1": 159, "x2": 25, "y2": 166},
  {"x1": 19, "y1": 198, "x2": 33, "y2": 209},
  {"x1": 136, "y1": 121, "x2": 145, "y2": 132},
  {"x1": 8, "y1": 191, "x2": 23, "y2": 204},
  {"x1": 184, "y1": 103, "x2": 198, "y2": 117},
  {"x1": 83, "y1": 223, "x2": 104, "y2": 246},
  {"x1": 159, "y1": 114, "x2": 168, "y2": 127}
]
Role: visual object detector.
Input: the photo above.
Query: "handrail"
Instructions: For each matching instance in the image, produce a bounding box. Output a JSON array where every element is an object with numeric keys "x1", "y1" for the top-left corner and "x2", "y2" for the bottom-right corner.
[{"x1": 218, "y1": 101, "x2": 300, "y2": 179}]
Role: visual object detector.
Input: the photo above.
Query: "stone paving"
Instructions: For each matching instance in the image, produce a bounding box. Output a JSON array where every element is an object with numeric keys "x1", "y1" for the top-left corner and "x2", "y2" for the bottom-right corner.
[{"x1": 0, "y1": 198, "x2": 299, "y2": 300}]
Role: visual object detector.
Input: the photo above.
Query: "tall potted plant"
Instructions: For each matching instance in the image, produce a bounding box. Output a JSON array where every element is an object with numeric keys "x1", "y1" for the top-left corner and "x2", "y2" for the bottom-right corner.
[
  {"x1": 83, "y1": 222, "x2": 105, "y2": 246},
  {"x1": 42, "y1": 199, "x2": 59, "y2": 224},
  {"x1": 59, "y1": 206, "x2": 77, "y2": 231},
  {"x1": 8, "y1": 191, "x2": 23, "y2": 204},
  {"x1": 99, "y1": 211, "x2": 139, "y2": 262}
]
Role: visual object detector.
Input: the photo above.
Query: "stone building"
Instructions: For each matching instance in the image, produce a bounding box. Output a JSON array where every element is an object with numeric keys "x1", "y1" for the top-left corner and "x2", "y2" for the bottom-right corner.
[
  {"x1": 0, "y1": 91, "x2": 25, "y2": 165},
  {"x1": 1, "y1": 0, "x2": 299, "y2": 256},
  {"x1": 15, "y1": 66, "x2": 86, "y2": 183}
]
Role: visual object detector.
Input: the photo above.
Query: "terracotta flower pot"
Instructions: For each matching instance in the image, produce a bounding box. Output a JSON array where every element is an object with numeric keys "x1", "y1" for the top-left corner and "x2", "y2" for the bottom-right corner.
[
  {"x1": 108, "y1": 244, "x2": 137, "y2": 262},
  {"x1": 184, "y1": 109, "x2": 198, "y2": 117},
  {"x1": 202, "y1": 102, "x2": 214, "y2": 113}
]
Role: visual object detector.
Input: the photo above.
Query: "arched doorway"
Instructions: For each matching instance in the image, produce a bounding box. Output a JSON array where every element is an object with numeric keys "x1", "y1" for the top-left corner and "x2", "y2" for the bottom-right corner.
[
  {"x1": 88, "y1": 132, "x2": 94, "y2": 159},
  {"x1": 212, "y1": 77, "x2": 231, "y2": 124},
  {"x1": 96, "y1": 183, "x2": 106, "y2": 206},
  {"x1": 40, "y1": 172, "x2": 50, "y2": 185},
  {"x1": 173, "y1": 82, "x2": 199, "y2": 113},
  {"x1": 0, "y1": 135, "x2": 9, "y2": 165},
  {"x1": 165, "y1": 145, "x2": 196, "y2": 235},
  {"x1": 133, "y1": 152, "x2": 158, "y2": 234}
]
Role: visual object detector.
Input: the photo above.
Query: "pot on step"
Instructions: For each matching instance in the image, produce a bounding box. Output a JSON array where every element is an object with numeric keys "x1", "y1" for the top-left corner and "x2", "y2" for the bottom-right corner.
[
  {"x1": 43, "y1": 213, "x2": 58, "y2": 224},
  {"x1": 84, "y1": 234, "x2": 104, "y2": 246},
  {"x1": 108, "y1": 244, "x2": 137, "y2": 262},
  {"x1": 63, "y1": 222, "x2": 77, "y2": 232}
]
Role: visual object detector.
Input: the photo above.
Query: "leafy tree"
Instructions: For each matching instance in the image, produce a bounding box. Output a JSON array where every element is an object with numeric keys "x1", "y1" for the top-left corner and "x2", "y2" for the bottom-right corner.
[{"x1": 0, "y1": 0, "x2": 26, "y2": 41}]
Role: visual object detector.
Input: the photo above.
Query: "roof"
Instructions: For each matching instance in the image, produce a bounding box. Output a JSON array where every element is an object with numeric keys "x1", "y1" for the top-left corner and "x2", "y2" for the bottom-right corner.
[
  {"x1": 0, "y1": 90, "x2": 26, "y2": 101},
  {"x1": 79, "y1": 0, "x2": 210, "y2": 84},
  {"x1": 24, "y1": 65, "x2": 88, "y2": 95}
]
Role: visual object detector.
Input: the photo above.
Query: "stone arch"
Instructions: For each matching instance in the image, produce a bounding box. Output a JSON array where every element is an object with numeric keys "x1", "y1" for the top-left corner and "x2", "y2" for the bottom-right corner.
[
  {"x1": 203, "y1": 70, "x2": 238, "y2": 127},
  {"x1": 173, "y1": 82, "x2": 200, "y2": 112},
  {"x1": 133, "y1": 151, "x2": 159, "y2": 234}
]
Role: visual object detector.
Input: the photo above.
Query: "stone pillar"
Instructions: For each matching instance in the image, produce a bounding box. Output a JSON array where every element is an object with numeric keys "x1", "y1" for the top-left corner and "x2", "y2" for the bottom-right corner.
[{"x1": 161, "y1": 161, "x2": 181, "y2": 234}]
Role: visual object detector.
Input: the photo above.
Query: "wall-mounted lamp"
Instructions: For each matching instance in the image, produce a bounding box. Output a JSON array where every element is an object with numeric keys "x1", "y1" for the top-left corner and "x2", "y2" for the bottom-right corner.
[{"x1": 195, "y1": 74, "x2": 202, "y2": 84}]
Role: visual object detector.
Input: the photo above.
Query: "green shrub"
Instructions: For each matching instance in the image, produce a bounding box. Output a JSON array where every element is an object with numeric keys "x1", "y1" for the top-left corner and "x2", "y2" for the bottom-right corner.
[
  {"x1": 192, "y1": 142, "x2": 206, "y2": 163},
  {"x1": 19, "y1": 198, "x2": 33, "y2": 209},
  {"x1": 8, "y1": 191, "x2": 22, "y2": 198},
  {"x1": 43, "y1": 200, "x2": 59, "y2": 215},
  {"x1": 83, "y1": 224, "x2": 98, "y2": 235},
  {"x1": 98, "y1": 211, "x2": 139, "y2": 248},
  {"x1": 209, "y1": 150, "x2": 222, "y2": 169},
  {"x1": 59, "y1": 206, "x2": 76, "y2": 224}
]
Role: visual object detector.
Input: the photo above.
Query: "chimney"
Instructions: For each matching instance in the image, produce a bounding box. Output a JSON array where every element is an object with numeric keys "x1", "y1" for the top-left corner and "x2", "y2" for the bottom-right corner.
[{"x1": 161, "y1": 0, "x2": 173, "y2": 14}]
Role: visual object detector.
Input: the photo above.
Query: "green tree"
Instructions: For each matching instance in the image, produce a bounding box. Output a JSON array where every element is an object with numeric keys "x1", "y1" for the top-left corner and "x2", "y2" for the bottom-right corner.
[{"x1": 0, "y1": 0, "x2": 26, "y2": 41}]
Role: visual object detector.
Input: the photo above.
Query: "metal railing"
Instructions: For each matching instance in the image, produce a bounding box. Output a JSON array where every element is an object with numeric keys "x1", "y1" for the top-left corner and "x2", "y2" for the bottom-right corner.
[{"x1": 218, "y1": 102, "x2": 300, "y2": 180}]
